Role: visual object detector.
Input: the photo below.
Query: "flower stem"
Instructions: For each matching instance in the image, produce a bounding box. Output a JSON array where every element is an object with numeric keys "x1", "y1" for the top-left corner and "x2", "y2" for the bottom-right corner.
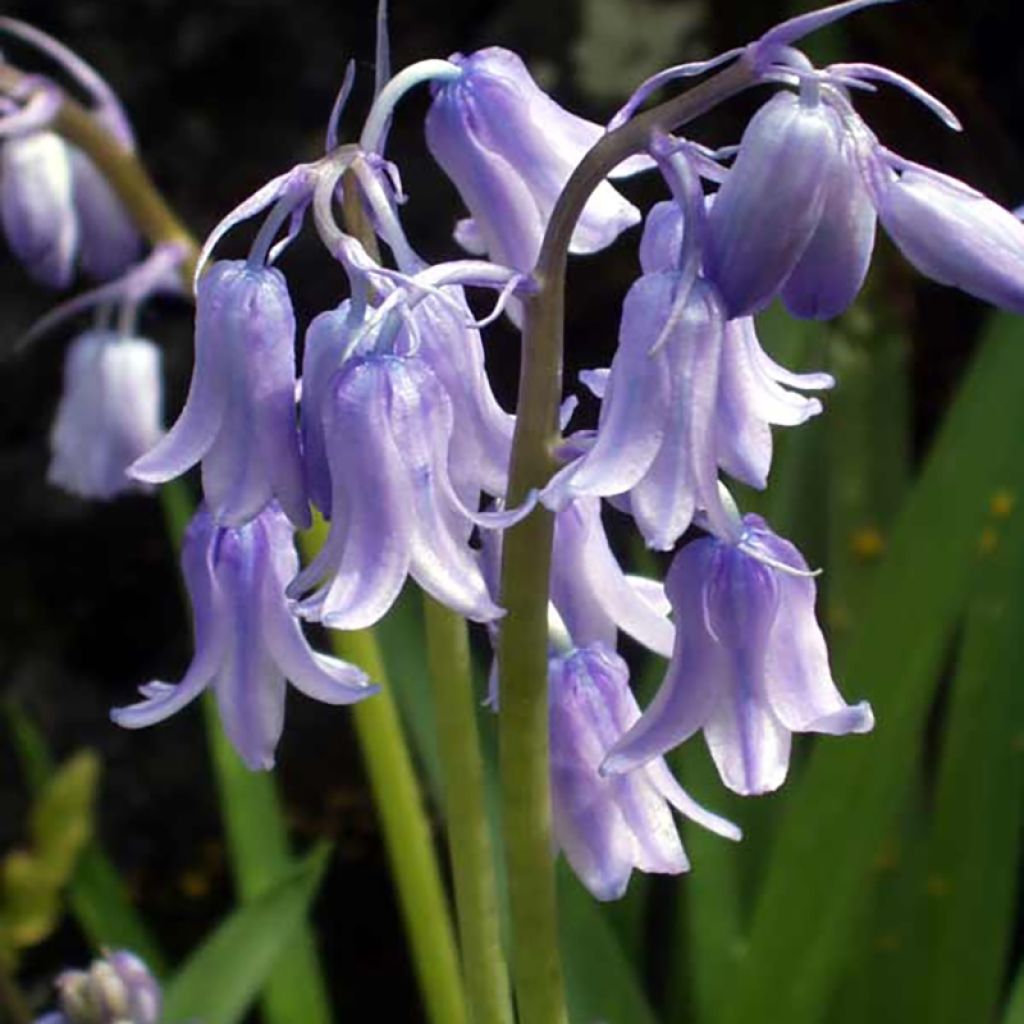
[
  {"x1": 309, "y1": 580, "x2": 469, "y2": 1024},
  {"x1": 497, "y1": 55, "x2": 756, "y2": 1024},
  {"x1": 423, "y1": 594, "x2": 514, "y2": 1024}
]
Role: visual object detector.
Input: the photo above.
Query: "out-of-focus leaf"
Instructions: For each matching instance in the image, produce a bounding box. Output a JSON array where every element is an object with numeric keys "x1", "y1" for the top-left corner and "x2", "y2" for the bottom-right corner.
[
  {"x1": 720, "y1": 312, "x2": 1024, "y2": 1024},
  {"x1": 203, "y1": 698, "x2": 332, "y2": 1024},
  {"x1": 827, "y1": 794, "x2": 930, "y2": 1024},
  {"x1": 162, "y1": 844, "x2": 330, "y2": 1024},
  {"x1": 558, "y1": 863, "x2": 659, "y2": 1024},
  {"x1": 4, "y1": 703, "x2": 166, "y2": 971},
  {"x1": 30, "y1": 751, "x2": 99, "y2": 880},
  {"x1": 825, "y1": 308, "x2": 910, "y2": 659},
  {"x1": 0, "y1": 751, "x2": 98, "y2": 959},
  {"x1": 922, "y1": 486, "x2": 1024, "y2": 1024}
]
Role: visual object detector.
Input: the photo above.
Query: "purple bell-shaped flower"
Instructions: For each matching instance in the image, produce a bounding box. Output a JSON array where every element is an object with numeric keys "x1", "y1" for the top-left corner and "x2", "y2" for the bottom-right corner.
[
  {"x1": 130, "y1": 259, "x2": 310, "y2": 528},
  {"x1": 48, "y1": 328, "x2": 164, "y2": 500},
  {"x1": 603, "y1": 515, "x2": 873, "y2": 796},
  {"x1": 289, "y1": 351, "x2": 522, "y2": 629},
  {"x1": 550, "y1": 643, "x2": 740, "y2": 900},
  {"x1": 0, "y1": 130, "x2": 77, "y2": 288},
  {"x1": 112, "y1": 503, "x2": 375, "y2": 770},
  {"x1": 41, "y1": 950, "x2": 160, "y2": 1024},
  {"x1": 704, "y1": 88, "x2": 848, "y2": 318},
  {"x1": 425, "y1": 46, "x2": 646, "y2": 272},
  {"x1": 544, "y1": 270, "x2": 730, "y2": 550}
]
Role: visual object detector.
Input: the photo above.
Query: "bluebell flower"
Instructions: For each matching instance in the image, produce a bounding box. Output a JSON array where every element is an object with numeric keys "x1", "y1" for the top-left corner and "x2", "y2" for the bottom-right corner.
[
  {"x1": 549, "y1": 643, "x2": 740, "y2": 900},
  {"x1": 544, "y1": 195, "x2": 830, "y2": 548},
  {"x1": 704, "y1": 89, "x2": 848, "y2": 318},
  {"x1": 0, "y1": 130, "x2": 77, "y2": 287},
  {"x1": 289, "y1": 350, "x2": 525, "y2": 629},
  {"x1": 38, "y1": 950, "x2": 161, "y2": 1024},
  {"x1": 603, "y1": 515, "x2": 873, "y2": 796},
  {"x1": 300, "y1": 288, "x2": 514, "y2": 519},
  {"x1": 130, "y1": 259, "x2": 310, "y2": 529},
  {"x1": 112, "y1": 503, "x2": 375, "y2": 770},
  {"x1": 425, "y1": 46, "x2": 648, "y2": 272},
  {"x1": 48, "y1": 328, "x2": 164, "y2": 500},
  {"x1": 0, "y1": 20, "x2": 141, "y2": 285}
]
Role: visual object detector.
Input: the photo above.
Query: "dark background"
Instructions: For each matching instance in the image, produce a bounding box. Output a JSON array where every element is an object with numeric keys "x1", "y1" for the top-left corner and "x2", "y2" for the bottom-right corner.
[{"x1": 1, "y1": 0, "x2": 1021, "y2": 1017}]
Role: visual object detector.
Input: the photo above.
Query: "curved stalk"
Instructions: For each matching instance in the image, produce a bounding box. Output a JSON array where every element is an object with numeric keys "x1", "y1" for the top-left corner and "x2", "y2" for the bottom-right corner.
[{"x1": 496, "y1": 56, "x2": 757, "y2": 1024}]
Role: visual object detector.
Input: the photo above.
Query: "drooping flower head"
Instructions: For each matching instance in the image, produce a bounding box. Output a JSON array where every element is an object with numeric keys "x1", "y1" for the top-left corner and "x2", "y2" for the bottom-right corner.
[
  {"x1": 544, "y1": 168, "x2": 830, "y2": 549},
  {"x1": 425, "y1": 46, "x2": 648, "y2": 272},
  {"x1": 130, "y1": 259, "x2": 310, "y2": 529},
  {"x1": 549, "y1": 643, "x2": 740, "y2": 900},
  {"x1": 603, "y1": 515, "x2": 873, "y2": 796},
  {"x1": 48, "y1": 328, "x2": 164, "y2": 500},
  {"x1": 37, "y1": 950, "x2": 161, "y2": 1024},
  {"x1": 112, "y1": 503, "x2": 376, "y2": 770},
  {"x1": 0, "y1": 19, "x2": 141, "y2": 285},
  {"x1": 289, "y1": 340, "x2": 526, "y2": 630}
]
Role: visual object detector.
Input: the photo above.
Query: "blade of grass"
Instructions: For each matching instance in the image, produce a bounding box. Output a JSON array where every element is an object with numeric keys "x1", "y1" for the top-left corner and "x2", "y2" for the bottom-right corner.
[
  {"x1": 558, "y1": 863, "x2": 659, "y2": 1024},
  {"x1": 923, "y1": 486, "x2": 1024, "y2": 1024},
  {"x1": 721, "y1": 312, "x2": 1024, "y2": 1024},
  {"x1": 203, "y1": 700, "x2": 332, "y2": 1024},
  {"x1": 162, "y1": 844, "x2": 330, "y2": 1024}
]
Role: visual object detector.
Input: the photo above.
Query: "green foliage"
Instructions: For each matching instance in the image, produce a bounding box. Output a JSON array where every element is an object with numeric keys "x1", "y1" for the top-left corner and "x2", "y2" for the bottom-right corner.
[
  {"x1": 162, "y1": 844, "x2": 331, "y2": 1024},
  {"x1": 0, "y1": 751, "x2": 98, "y2": 965}
]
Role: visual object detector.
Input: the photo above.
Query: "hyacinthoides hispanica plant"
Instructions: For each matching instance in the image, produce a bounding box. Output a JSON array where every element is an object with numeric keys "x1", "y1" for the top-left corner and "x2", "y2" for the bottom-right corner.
[{"x1": 4, "y1": 1, "x2": 1024, "y2": 1022}]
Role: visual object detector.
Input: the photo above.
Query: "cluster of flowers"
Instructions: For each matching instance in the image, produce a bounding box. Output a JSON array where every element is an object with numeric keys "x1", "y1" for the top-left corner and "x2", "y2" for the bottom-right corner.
[
  {"x1": 6, "y1": 0, "x2": 1024, "y2": 904},
  {"x1": 33, "y1": 950, "x2": 160, "y2": 1024}
]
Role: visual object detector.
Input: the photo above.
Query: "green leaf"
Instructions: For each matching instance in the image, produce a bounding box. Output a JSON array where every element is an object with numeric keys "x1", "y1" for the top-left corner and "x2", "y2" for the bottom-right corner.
[
  {"x1": 922, "y1": 486, "x2": 1024, "y2": 1024},
  {"x1": 30, "y1": 751, "x2": 99, "y2": 881},
  {"x1": 4, "y1": 703, "x2": 166, "y2": 972},
  {"x1": 721, "y1": 312, "x2": 1024, "y2": 1024},
  {"x1": 162, "y1": 844, "x2": 331, "y2": 1024},
  {"x1": 558, "y1": 863, "x2": 659, "y2": 1024},
  {"x1": 203, "y1": 696, "x2": 332, "y2": 1024}
]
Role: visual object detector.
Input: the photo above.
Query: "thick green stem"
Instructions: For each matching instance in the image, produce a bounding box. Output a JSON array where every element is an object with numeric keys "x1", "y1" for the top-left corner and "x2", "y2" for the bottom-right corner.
[
  {"x1": 310, "y1": 583, "x2": 468, "y2": 1024},
  {"x1": 497, "y1": 57, "x2": 756, "y2": 1024},
  {"x1": 423, "y1": 595, "x2": 514, "y2": 1024}
]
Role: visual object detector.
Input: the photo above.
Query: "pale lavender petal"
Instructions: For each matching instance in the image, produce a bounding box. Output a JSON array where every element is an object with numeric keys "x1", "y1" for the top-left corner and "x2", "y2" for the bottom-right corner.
[
  {"x1": 703, "y1": 680, "x2": 792, "y2": 795},
  {"x1": 130, "y1": 262, "x2": 234, "y2": 483},
  {"x1": 781, "y1": 134, "x2": 877, "y2": 320},
  {"x1": 551, "y1": 498, "x2": 674, "y2": 657},
  {"x1": 1, "y1": 131, "x2": 77, "y2": 288},
  {"x1": 631, "y1": 282, "x2": 726, "y2": 549},
  {"x1": 754, "y1": 530, "x2": 875, "y2": 734},
  {"x1": 603, "y1": 542, "x2": 725, "y2": 775},
  {"x1": 212, "y1": 523, "x2": 287, "y2": 770},
  {"x1": 388, "y1": 359, "x2": 504, "y2": 621},
  {"x1": 872, "y1": 163, "x2": 1024, "y2": 313},
  {"x1": 543, "y1": 273, "x2": 673, "y2": 509},
  {"x1": 299, "y1": 360, "x2": 411, "y2": 629},
  {"x1": 69, "y1": 148, "x2": 141, "y2": 281},
  {"x1": 48, "y1": 330, "x2": 164, "y2": 500}
]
